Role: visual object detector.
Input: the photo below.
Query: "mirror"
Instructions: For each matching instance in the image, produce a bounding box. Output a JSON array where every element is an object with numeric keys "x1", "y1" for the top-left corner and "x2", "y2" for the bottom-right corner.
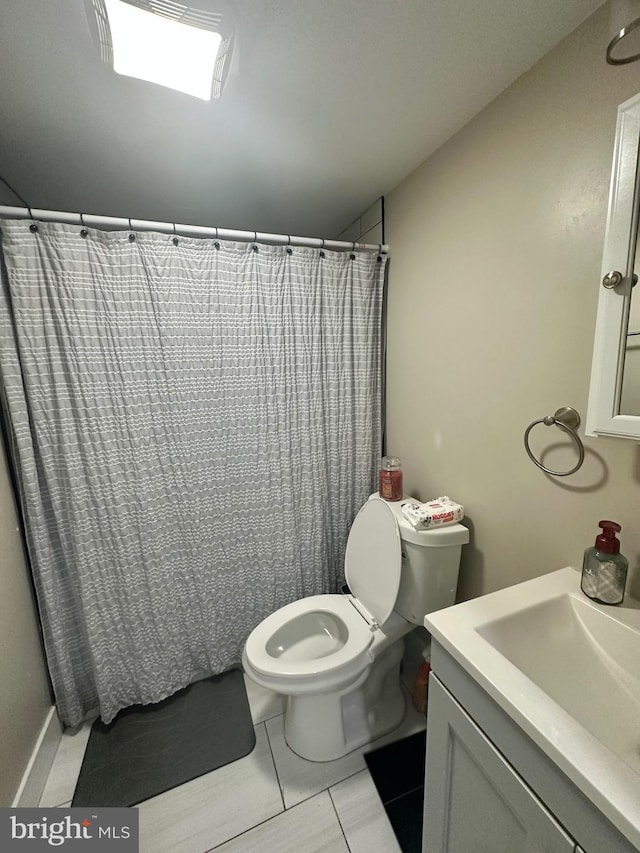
[
  {"x1": 619, "y1": 238, "x2": 640, "y2": 414},
  {"x1": 586, "y1": 91, "x2": 640, "y2": 439}
]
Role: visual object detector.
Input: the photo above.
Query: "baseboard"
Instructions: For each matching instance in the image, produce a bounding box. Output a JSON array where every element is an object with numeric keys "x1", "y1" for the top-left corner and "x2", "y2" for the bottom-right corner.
[{"x1": 12, "y1": 706, "x2": 63, "y2": 807}]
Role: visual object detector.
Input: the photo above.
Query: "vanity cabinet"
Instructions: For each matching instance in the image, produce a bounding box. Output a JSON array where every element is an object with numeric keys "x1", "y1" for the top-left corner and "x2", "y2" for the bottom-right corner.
[
  {"x1": 423, "y1": 642, "x2": 638, "y2": 853},
  {"x1": 424, "y1": 676, "x2": 574, "y2": 852}
]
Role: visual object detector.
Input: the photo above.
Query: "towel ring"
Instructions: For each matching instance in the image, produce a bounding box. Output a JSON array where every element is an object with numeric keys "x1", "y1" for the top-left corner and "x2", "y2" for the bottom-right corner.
[{"x1": 524, "y1": 406, "x2": 585, "y2": 476}]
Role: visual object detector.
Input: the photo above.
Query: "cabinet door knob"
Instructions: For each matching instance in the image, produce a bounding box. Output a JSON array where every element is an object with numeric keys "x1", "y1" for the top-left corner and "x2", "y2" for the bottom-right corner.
[{"x1": 602, "y1": 270, "x2": 623, "y2": 288}]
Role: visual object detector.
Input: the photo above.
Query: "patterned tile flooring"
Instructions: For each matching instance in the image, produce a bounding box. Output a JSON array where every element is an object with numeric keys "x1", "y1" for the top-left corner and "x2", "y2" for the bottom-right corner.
[{"x1": 39, "y1": 675, "x2": 427, "y2": 852}]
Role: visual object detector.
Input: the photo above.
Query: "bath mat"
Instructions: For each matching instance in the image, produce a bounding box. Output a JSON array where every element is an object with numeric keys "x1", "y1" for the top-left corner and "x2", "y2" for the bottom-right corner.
[
  {"x1": 72, "y1": 669, "x2": 255, "y2": 808},
  {"x1": 364, "y1": 729, "x2": 426, "y2": 853}
]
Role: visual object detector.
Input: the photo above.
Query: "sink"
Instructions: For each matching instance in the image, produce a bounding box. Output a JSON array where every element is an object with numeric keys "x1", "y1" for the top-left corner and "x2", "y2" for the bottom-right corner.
[
  {"x1": 476, "y1": 591, "x2": 640, "y2": 774},
  {"x1": 424, "y1": 566, "x2": 640, "y2": 850}
]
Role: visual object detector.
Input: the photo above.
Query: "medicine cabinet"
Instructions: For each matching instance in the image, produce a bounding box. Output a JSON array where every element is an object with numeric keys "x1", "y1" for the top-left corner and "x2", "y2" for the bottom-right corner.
[{"x1": 586, "y1": 91, "x2": 640, "y2": 440}]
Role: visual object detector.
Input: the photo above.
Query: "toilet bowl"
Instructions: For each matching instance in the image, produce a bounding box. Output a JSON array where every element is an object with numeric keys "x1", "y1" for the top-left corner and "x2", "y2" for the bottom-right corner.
[
  {"x1": 242, "y1": 495, "x2": 469, "y2": 761},
  {"x1": 244, "y1": 594, "x2": 374, "y2": 695}
]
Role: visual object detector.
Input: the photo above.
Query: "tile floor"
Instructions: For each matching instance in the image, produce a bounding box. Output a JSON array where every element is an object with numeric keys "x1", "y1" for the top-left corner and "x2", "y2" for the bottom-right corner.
[{"x1": 38, "y1": 674, "x2": 427, "y2": 852}]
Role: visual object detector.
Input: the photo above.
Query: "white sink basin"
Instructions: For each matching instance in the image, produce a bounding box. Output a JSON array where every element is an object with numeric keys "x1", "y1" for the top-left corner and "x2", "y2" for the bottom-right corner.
[
  {"x1": 425, "y1": 566, "x2": 640, "y2": 850},
  {"x1": 477, "y1": 590, "x2": 640, "y2": 774}
]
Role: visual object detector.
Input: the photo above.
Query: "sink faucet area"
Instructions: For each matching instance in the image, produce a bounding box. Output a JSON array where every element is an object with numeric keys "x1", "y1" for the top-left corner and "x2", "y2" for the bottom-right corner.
[{"x1": 424, "y1": 566, "x2": 640, "y2": 852}]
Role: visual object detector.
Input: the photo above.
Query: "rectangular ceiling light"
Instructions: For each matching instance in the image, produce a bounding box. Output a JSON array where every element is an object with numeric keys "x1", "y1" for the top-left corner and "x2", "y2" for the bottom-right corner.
[{"x1": 103, "y1": 0, "x2": 223, "y2": 100}]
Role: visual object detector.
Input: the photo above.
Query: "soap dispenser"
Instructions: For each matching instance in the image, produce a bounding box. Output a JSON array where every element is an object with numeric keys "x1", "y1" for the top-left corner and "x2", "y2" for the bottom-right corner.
[{"x1": 581, "y1": 520, "x2": 628, "y2": 605}]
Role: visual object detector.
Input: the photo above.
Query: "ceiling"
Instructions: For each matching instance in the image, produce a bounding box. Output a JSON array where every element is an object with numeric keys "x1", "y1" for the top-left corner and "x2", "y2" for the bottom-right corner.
[{"x1": 0, "y1": 0, "x2": 605, "y2": 239}]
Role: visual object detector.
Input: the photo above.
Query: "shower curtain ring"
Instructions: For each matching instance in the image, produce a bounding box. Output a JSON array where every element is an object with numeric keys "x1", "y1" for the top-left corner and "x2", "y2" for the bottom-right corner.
[
  {"x1": 128, "y1": 218, "x2": 135, "y2": 241},
  {"x1": 80, "y1": 213, "x2": 88, "y2": 238},
  {"x1": 28, "y1": 208, "x2": 38, "y2": 232}
]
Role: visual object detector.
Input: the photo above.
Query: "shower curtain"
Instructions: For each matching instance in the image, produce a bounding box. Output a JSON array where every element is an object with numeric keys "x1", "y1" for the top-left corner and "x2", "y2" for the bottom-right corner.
[{"x1": 0, "y1": 220, "x2": 386, "y2": 727}]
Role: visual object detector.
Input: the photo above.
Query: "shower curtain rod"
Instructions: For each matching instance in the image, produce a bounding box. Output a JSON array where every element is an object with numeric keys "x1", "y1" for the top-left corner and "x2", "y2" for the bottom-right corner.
[{"x1": 0, "y1": 205, "x2": 389, "y2": 254}]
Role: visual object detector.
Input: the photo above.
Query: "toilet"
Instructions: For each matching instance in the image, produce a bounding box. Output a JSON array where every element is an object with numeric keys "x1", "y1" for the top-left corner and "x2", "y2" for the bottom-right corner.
[{"x1": 242, "y1": 495, "x2": 469, "y2": 761}]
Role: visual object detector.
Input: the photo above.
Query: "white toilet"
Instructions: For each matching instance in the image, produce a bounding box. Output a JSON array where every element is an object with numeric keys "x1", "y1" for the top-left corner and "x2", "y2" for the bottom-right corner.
[{"x1": 242, "y1": 495, "x2": 469, "y2": 761}]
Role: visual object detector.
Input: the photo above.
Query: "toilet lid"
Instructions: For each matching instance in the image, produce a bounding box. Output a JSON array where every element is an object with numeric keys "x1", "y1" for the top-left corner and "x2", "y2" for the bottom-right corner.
[{"x1": 344, "y1": 498, "x2": 402, "y2": 625}]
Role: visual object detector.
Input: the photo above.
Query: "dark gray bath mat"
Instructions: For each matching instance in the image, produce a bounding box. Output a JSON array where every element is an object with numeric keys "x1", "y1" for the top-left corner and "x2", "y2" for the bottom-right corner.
[{"x1": 72, "y1": 669, "x2": 255, "y2": 807}]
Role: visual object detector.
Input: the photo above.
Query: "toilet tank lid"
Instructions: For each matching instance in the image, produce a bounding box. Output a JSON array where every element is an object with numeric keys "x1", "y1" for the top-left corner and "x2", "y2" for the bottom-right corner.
[
  {"x1": 396, "y1": 517, "x2": 470, "y2": 547},
  {"x1": 344, "y1": 497, "x2": 402, "y2": 626}
]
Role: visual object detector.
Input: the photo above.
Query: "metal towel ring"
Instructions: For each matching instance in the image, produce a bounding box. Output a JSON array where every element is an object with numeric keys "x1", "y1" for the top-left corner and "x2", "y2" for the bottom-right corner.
[{"x1": 523, "y1": 406, "x2": 585, "y2": 476}]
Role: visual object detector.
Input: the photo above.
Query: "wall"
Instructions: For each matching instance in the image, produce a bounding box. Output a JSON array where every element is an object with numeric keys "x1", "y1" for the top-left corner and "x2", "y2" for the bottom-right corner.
[
  {"x1": 0, "y1": 182, "x2": 23, "y2": 206},
  {"x1": 0, "y1": 439, "x2": 52, "y2": 805},
  {"x1": 385, "y1": 3, "x2": 640, "y2": 602},
  {"x1": 336, "y1": 198, "x2": 384, "y2": 245}
]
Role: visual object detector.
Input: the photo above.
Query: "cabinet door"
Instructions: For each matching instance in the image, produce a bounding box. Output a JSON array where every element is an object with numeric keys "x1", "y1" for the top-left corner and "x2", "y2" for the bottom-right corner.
[{"x1": 423, "y1": 676, "x2": 575, "y2": 853}]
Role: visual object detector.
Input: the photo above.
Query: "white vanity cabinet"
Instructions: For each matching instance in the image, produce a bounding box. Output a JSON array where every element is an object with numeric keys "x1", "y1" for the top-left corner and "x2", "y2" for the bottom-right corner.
[
  {"x1": 423, "y1": 642, "x2": 638, "y2": 853},
  {"x1": 424, "y1": 676, "x2": 574, "y2": 852}
]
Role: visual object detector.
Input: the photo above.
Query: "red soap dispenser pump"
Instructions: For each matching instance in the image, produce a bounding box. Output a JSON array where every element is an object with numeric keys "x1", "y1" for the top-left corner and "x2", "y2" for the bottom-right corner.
[
  {"x1": 595, "y1": 520, "x2": 621, "y2": 554},
  {"x1": 581, "y1": 520, "x2": 628, "y2": 605}
]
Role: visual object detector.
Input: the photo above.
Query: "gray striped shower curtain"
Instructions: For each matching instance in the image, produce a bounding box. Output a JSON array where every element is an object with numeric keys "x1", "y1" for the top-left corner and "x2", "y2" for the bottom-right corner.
[{"x1": 0, "y1": 220, "x2": 385, "y2": 726}]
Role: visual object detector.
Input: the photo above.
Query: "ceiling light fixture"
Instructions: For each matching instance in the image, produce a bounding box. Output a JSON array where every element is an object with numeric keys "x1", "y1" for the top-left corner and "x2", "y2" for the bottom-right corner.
[
  {"x1": 607, "y1": 0, "x2": 640, "y2": 64},
  {"x1": 89, "y1": 0, "x2": 235, "y2": 99}
]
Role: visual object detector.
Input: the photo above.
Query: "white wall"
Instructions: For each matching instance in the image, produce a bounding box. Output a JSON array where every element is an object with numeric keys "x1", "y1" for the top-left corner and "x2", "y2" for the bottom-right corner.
[
  {"x1": 385, "y1": 4, "x2": 640, "y2": 602},
  {"x1": 0, "y1": 441, "x2": 52, "y2": 805}
]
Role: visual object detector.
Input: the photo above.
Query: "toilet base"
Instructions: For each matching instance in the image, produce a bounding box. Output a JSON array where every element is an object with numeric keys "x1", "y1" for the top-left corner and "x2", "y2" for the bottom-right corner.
[{"x1": 283, "y1": 638, "x2": 406, "y2": 762}]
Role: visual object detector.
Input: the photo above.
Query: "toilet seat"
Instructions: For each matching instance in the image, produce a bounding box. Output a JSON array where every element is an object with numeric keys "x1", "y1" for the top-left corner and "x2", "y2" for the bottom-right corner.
[
  {"x1": 243, "y1": 594, "x2": 374, "y2": 682},
  {"x1": 242, "y1": 498, "x2": 405, "y2": 697}
]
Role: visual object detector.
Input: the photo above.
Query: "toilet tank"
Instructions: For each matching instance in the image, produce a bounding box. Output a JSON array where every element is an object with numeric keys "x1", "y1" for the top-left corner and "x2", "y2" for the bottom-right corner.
[{"x1": 386, "y1": 500, "x2": 469, "y2": 625}]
